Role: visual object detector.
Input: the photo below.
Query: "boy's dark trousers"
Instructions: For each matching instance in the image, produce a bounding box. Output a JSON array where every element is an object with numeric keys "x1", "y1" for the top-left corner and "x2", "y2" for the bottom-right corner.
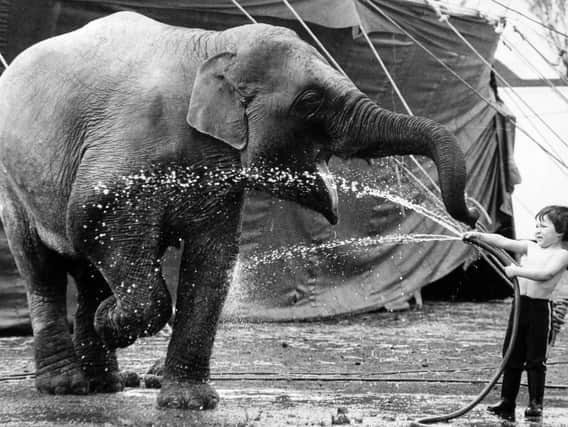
[{"x1": 500, "y1": 295, "x2": 551, "y2": 408}]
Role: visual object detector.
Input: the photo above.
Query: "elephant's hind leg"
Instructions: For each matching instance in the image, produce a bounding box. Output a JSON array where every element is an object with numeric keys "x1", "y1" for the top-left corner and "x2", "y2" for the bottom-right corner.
[
  {"x1": 92, "y1": 255, "x2": 173, "y2": 350},
  {"x1": 0, "y1": 200, "x2": 88, "y2": 395},
  {"x1": 68, "y1": 179, "x2": 173, "y2": 351},
  {"x1": 69, "y1": 261, "x2": 129, "y2": 393}
]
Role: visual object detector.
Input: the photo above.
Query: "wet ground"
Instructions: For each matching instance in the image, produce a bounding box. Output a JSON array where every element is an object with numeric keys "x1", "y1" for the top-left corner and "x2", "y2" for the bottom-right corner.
[{"x1": 1, "y1": 301, "x2": 567, "y2": 426}]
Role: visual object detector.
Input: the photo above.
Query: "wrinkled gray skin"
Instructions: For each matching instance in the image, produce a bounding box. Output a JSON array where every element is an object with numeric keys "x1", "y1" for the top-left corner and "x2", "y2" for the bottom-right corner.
[{"x1": 0, "y1": 12, "x2": 478, "y2": 409}]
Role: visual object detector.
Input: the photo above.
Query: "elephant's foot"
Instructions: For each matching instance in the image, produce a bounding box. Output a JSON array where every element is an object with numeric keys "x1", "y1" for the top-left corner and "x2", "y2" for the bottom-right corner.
[
  {"x1": 84, "y1": 368, "x2": 141, "y2": 392},
  {"x1": 36, "y1": 365, "x2": 89, "y2": 395},
  {"x1": 74, "y1": 335, "x2": 139, "y2": 392},
  {"x1": 120, "y1": 370, "x2": 141, "y2": 387},
  {"x1": 157, "y1": 378, "x2": 219, "y2": 410},
  {"x1": 144, "y1": 373, "x2": 162, "y2": 389},
  {"x1": 87, "y1": 370, "x2": 124, "y2": 393},
  {"x1": 143, "y1": 357, "x2": 165, "y2": 388},
  {"x1": 34, "y1": 329, "x2": 90, "y2": 395},
  {"x1": 75, "y1": 335, "x2": 119, "y2": 391}
]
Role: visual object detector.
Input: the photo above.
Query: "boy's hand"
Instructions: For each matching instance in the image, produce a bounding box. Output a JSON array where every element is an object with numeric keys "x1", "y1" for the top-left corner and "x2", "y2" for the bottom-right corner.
[
  {"x1": 503, "y1": 265, "x2": 518, "y2": 278},
  {"x1": 462, "y1": 231, "x2": 482, "y2": 242}
]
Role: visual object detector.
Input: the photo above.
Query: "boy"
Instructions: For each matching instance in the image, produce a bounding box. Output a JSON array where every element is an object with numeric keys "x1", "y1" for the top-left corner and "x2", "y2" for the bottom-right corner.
[{"x1": 463, "y1": 205, "x2": 568, "y2": 421}]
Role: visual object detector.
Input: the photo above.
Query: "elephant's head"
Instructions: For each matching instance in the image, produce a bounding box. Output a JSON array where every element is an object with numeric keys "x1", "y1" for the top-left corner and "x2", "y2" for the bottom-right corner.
[{"x1": 187, "y1": 24, "x2": 479, "y2": 228}]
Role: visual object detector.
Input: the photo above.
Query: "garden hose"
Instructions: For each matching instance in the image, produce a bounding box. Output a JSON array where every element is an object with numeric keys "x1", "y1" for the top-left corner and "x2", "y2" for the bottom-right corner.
[{"x1": 411, "y1": 238, "x2": 521, "y2": 426}]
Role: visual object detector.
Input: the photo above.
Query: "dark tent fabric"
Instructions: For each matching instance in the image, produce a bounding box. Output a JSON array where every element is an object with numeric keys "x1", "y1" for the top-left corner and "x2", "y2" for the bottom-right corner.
[{"x1": 0, "y1": 0, "x2": 517, "y2": 328}]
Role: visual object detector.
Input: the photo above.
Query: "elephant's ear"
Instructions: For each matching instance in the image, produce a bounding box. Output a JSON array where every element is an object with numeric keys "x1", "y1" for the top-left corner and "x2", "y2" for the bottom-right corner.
[{"x1": 187, "y1": 52, "x2": 247, "y2": 150}]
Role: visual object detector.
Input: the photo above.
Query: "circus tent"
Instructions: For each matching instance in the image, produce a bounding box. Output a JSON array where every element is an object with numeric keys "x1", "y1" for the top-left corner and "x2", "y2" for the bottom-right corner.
[{"x1": 0, "y1": 0, "x2": 522, "y2": 330}]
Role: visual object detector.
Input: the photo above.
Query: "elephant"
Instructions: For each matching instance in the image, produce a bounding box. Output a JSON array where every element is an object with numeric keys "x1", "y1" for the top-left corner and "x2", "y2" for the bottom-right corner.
[{"x1": 0, "y1": 12, "x2": 478, "y2": 409}]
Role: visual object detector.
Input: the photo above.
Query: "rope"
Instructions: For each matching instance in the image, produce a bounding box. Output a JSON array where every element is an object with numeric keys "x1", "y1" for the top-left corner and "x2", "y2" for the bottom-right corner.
[
  {"x1": 438, "y1": 11, "x2": 568, "y2": 157},
  {"x1": 358, "y1": 27, "x2": 445, "y2": 197},
  {"x1": 0, "y1": 51, "x2": 7, "y2": 69},
  {"x1": 512, "y1": 192, "x2": 536, "y2": 218},
  {"x1": 358, "y1": 26, "x2": 448, "y2": 209},
  {"x1": 278, "y1": 18, "x2": 444, "y2": 228},
  {"x1": 500, "y1": 93, "x2": 568, "y2": 173},
  {"x1": 3, "y1": 370, "x2": 567, "y2": 388},
  {"x1": 279, "y1": 0, "x2": 347, "y2": 76},
  {"x1": 358, "y1": 12, "x2": 493, "y2": 226},
  {"x1": 504, "y1": 34, "x2": 568, "y2": 105},
  {"x1": 488, "y1": 0, "x2": 568, "y2": 39},
  {"x1": 358, "y1": 27, "x2": 413, "y2": 115},
  {"x1": 497, "y1": 83, "x2": 568, "y2": 171},
  {"x1": 362, "y1": 0, "x2": 568, "y2": 174},
  {"x1": 233, "y1": 0, "x2": 568, "y2": 215},
  {"x1": 232, "y1": 0, "x2": 453, "y2": 219},
  {"x1": 229, "y1": 0, "x2": 257, "y2": 24},
  {"x1": 427, "y1": 3, "x2": 568, "y2": 161},
  {"x1": 495, "y1": 39, "x2": 566, "y2": 161},
  {"x1": 237, "y1": 0, "x2": 554, "y2": 229},
  {"x1": 393, "y1": 158, "x2": 445, "y2": 211},
  {"x1": 233, "y1": 0, "x2": 456, "y2": 212},
  {"x1": 512, "y1": 26, "x2": 568, "y2": 87},
  {"x1": 234, "y1": 0, "x2": 348, "y2": 107}
]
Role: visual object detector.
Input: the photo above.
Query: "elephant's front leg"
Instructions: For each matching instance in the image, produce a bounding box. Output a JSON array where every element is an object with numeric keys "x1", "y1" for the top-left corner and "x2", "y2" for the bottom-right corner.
[{"x1": 157, "y1": 221, "x2": 240, "y2": 410}]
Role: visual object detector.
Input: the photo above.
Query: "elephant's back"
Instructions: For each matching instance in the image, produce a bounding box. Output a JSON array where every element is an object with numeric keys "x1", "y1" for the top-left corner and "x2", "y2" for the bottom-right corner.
[
  {"x1": 2, "y1": 11, "x2": 203, "y2": 88},
  {"x1": 0, "y1": 11, "x2": 201, "y2": 157}
]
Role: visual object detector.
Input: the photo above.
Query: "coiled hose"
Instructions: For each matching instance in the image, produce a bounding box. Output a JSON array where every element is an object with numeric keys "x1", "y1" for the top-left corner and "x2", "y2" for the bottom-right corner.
[{"x1": 412, "y1": 238, "x2": 521, "y2": 426}]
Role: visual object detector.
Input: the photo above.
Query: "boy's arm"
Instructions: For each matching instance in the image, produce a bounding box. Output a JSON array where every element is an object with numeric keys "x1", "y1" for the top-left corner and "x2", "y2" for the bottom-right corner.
[
  {"x1": 506, "y1": 251, "x2": 568, "y2": 281},
  {"x1": 462, "y1": 231, "x2": 528, "y2": 255}
]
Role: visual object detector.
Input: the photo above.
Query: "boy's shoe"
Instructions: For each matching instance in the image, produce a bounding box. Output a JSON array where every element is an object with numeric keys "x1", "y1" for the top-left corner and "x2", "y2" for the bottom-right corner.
[
  {"x1": 487, "y1": 399, "x2": 516, "y2": 421},
  {"x1": 524, "y1": 400, "x2": 543, "y2": 419}
]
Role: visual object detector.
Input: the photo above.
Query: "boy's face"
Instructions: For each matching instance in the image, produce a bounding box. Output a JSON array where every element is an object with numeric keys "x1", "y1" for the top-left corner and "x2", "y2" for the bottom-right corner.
[{"x1": 535, "y1": 215, "x2": 562, "y2": 248}]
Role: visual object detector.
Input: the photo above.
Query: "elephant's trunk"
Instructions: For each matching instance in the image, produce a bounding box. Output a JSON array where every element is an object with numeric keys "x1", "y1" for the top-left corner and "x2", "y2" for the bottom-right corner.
[{"x1": 334, "y1": 95, "x2": 478, "y2": 227}]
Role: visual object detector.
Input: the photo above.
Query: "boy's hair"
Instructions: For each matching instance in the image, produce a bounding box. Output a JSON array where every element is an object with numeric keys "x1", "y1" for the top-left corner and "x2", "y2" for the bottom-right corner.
[{"x1": 536, "y1": 205, "x2": 568, "y2": 241}]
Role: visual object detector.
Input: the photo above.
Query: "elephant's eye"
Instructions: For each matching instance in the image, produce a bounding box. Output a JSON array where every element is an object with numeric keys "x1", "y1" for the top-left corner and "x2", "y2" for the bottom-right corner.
[{"x1": 292, "y1": 90, "x2": 324, "y2": 118}]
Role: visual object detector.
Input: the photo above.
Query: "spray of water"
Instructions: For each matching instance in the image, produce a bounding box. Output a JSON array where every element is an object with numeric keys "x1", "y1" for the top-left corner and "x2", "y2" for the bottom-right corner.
[
  {"x1": 88, "y1": 163, "x2": 466, "y2": 260},
  {"x1": 244, "y1": 164, "x2": 468, "y2": 269},
  {"x1": 334, "y1": 174, "x2": 463, "y2": 236},
  {"x1": 245, "y1": 233, "x2": 460, "y2": 270}
]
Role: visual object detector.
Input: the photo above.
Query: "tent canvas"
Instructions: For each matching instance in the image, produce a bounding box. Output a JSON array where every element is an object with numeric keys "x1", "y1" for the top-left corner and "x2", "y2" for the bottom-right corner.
[
  {"x1": 489, "y1": 2, "x2": 568, "y2": 239},
  {"x1": 0, "y1": 0, "x2": 516, "y2": 328}
]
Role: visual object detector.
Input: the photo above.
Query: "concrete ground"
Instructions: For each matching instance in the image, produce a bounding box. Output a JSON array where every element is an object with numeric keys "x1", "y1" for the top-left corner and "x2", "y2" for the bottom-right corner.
[{"x1": 0, "y1": 301, "x2": 567, "y2": 426}]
